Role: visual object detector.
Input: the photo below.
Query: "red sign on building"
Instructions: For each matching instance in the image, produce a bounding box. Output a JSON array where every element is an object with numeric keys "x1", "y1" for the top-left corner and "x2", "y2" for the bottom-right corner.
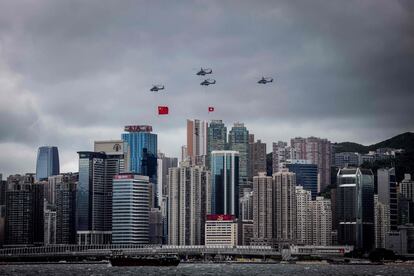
[{"x1": 206, "y1": 214, "x2": 235, "y2": 221}]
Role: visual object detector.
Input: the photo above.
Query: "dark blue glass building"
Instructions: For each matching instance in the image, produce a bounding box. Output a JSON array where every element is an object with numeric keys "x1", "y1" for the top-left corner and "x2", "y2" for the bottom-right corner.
[
  {"x1": 211, "y1": 151, "x2": 239, "y2": 217},
  {"x1": 121, "y1": 126, "x2": 157, "y2": 183},
  {"x1": 286, "y1": 162, "x2": 318, "y2": 199},
  {"x1": 35, "y1": 146, "x2": 60, "y2": 180}
]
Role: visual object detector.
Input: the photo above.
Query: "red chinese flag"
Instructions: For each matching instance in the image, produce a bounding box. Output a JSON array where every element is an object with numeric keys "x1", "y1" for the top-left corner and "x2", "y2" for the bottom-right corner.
[
  {"x1": 158, "y1": 106, "x2": 169, "y2": 115},
  {"x1": 208, "y1": 106, "x2": 214, "y2": 112}
]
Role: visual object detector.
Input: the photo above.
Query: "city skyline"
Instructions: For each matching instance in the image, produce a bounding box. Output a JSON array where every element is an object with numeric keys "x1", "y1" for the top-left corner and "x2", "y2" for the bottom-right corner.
[{"x1": 1, "y1": 0, "x2": 413, "y2": 176}]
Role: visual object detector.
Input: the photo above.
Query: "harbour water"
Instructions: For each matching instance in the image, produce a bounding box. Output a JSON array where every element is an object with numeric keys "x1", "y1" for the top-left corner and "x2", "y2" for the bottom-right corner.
[{"x1": 1, "y1": 263, "x2": 414, "y2": 276}]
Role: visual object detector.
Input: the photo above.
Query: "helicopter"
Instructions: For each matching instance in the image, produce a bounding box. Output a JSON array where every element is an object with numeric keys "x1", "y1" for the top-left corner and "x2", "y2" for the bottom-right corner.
[
  {"x1": 200, "y1": 79, "x2": 216, "y2": 86},
  {"x1": 196, "y1": 68, "x2": 213, "y2": 76},
  {"x1": 150, "y1": 85, "x2": 165, "y2": 92},
  {"x1": 257, "y1": 77, "x2": 273, "y2": 84}
]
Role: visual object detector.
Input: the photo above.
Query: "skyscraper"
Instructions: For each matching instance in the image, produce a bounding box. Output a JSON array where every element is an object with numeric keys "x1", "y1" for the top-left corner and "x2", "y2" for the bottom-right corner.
[
  {"x1": 36, "y1": 146, "x2": 60, "y2": 181},
  {"x1": 377, "y1": 168, "x2": 398, "y2": 231},
  {"x1": 272, "y1": 141, "x2": 294, "y2": 174},
  {"x1": 5, "y1": 174, "x2": 44, "y2": 246},
  {"x1": 55, "y1": 173, "x2": 77, "y2": 244},
  {"x1": 112, "y1": 173, "x2": 149, "y2": 244},
  {"x1": 295, "y1": 186, "x2": 312, "y2": 245},
  {"x1": 228, "y1": 123, "x2": 249, "y2": 196},
  {"x1": 291, "y1": 137, "x2": 332, "y2": 193},
  {"x1": 311, "y1": 196, "x2": 332, "y2": 246},
  {"x1": 240, "y1": 188, "x2": 253, "y2": 221},
  {"x1": 207, "y1": 120, "x2": 227, "y2": 167},
  {"x1": 400, "y1": 174, "x2": 414, "y2": 201},
  {"x1": 157, "y1": 153, "x2": 178, "y2": 199},
  {"x1": 121, "y1": 125, "x2": 157, "y2": 181},
  {"x1": 336, "y1": 168, "x2": 374, "y2": 251},
  {"x1": 273, "y1": 169, "x2": 297, "y2": 245},
  {"x1": 252, "y1": 172, "x2": 273, "y2": 245},
  {"x1": 210, "y1": 151, "x2": 239, "y2": 217},
  {"x1": 77, "y1": 151, "x2": 110, "y2": 244},
  {"x1": 187, "y1": 119, "x2": 208, "y2": 166},
  {"x1": 167, "y1": 163, "x2": 210, "y2": 245},
  {"x1": 249, "y1": 139, "x2": 267, "y2": 180},
  {"x1": 374, "y1": 194, "x2": 389, "y2": 248},
  {"x1": 285, "y1": 160, "x2": 318, "y2": 199}
]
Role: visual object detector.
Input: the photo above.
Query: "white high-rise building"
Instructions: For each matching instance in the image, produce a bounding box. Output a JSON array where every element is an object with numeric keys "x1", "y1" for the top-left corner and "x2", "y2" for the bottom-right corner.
[
  {"x1": 112, "y1": 173, "x2": 149, "y2": 244},
  {"x1": 187, "y1": 119, "x2": 208, "y2": 165},
  {"x1": 168, "y1": 163, "x2": 210, "y2": 245},
  {"x1": 205, "y1": 215, "x2": 238, "y2": 246},
  {"x1": 374, "y1": 194, "x2": 390, "y2": 248},
  {"x1": 311, "y1": 196, "x2": 332, "y2": 246},
  {"x1": 295, "y1": 186, "x2": 312, "y2": 245},
  {"x1": 273, "y1": 169, "x2": 296, "y2": 244},
  {"x1": 272, "y1": 141, "x2": 296, "y2": 174}
]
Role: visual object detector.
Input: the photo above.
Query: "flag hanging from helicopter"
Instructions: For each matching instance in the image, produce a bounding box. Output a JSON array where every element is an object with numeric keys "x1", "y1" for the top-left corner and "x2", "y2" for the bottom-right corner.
[
  {"x1": 208, "y1": 107, "x2": 214, "y2": 112},
  {"x1": 158, "y1": 106, "x2": 169, "y2": 115}
]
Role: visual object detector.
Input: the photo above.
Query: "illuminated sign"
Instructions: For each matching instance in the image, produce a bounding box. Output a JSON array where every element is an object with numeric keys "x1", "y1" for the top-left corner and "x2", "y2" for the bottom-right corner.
[
  {"x1": 124, "y1": 125, "x2": 153, "y2": 132},
  {"x1": 206, "y1": 214, "x2": 235, "y2": 221},
  {"x1": 114, "y1": 174, "x2": 134, "y2": 180}
]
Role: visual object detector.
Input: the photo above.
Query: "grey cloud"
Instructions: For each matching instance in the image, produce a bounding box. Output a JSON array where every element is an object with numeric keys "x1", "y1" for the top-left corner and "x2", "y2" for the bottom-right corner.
[{"x1": 0, "y1": 0, "x2": 413, "y2": 176}]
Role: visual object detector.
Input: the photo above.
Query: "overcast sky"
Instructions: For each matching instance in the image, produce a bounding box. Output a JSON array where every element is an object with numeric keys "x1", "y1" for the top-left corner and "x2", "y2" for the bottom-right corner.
[{"x1": 0, "y1": 0, "x2": 413, "y2": 177}]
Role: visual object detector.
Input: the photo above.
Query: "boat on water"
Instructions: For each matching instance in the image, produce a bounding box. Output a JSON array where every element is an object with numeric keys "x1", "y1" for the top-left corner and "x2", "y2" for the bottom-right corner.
[{"x1": 110, "y1": 256, "x2": 180, "y2": 267}]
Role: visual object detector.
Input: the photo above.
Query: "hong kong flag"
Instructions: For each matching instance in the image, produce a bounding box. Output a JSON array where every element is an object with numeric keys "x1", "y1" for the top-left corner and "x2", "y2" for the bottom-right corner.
[
  {"x1": 158, "y1": 106, "x2": 169, "y2": 115},
  {"x1": 208, "y1": 106, "x2": 214, "y2": 112}
]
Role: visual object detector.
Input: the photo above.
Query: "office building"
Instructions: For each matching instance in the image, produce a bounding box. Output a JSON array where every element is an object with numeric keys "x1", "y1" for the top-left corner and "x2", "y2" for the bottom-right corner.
[
  {"x1": 296, "y1": 186, "x2": 312, "y2": 245},
  {"x1": 36, "y1": 146, "x2": 60, "y2": 180},
  {"x1": 274, "y1": 169, "x2": 297, "y2": 245},
  {"x1": 252, "y1": 173, "x2": 274, "y2": 245},
  {"x1": 121, "y1": 125, "x2": 157, "y2": 181},
  {"x1": 210, "y1": 151, "x2": 239, "y2": 217},
  {"x1": 377, "y1": 168, "x2": 398, "y2": 231},
  {"x1": 187, "y1": 119, "x2": 208, "y2": 165},
  {"x1": 112, "y1": 174, "x2": 149, "y2": 244},
  {"x1": 5, "y1": 174, "x2": 44, "y2": 246},
  {"x1": 77, "y1": 152, "x2": 110, "y2": 244},
  {"x1": 205, "y1": 215, "x2": 238, "y2": 246},
  {"x1": 291, "y1": 137, "x2": 332, "y2": 193},
  {"x1": 228, "y1": 123, "x2": 249, "y2": 196},
  {"x1": 207, "y1": 120, "x2": 227, "y2": 168},
  {"x1": 285, "y1": 160, "x2": 318, "y2": 199},
  {"x1": 336, "y1": 168, "x2": 374, "y2": 251}
]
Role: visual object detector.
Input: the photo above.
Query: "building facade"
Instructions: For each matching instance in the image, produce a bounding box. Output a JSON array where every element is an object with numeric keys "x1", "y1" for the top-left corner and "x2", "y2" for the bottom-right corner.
[
  {"x1": 273, "y1": 169, "x2": 297, "y2": 245},
  {"x1": 205, "y1": 215, "x2": 238, "y2": 246},
  {"x1": 210, "y1": 151, "x2": 239, "y2": 217},
  {"x1": 296, "y1": 186, "x2": 312, "y2": 245},
  {"x1": 311, "y1": 196, "x2": 332, "y2": 246},
  {"x1": 285, "y1": 160, "x2": 318, "y2": 199},
  {"x1": 228, "y1": 123, "x2": 249, "y2": 196},
  {"x1": 112, "y1": 174, "x2": 149, "y2": 244},
  {"x1": 187, "y1": 119, "x2": 208, "y2": 166},
  {"x1": 336, "y1": 168, "x2": 374, "y2": 251},
  {"x1": 36, "y1": 146, "x2": 60, "y2": 181},
  {"x1": 377, "y1": 168, "x2": 398, "y2": 231},
  {"x1": 207, "y1": 120, "x2": 227, "y2": 168},
  {"x1": 253, "y1": 173, "x2": 274, "y2": 245},
  {"x1": 248, "y1": 139, "x2": 267, "y2": 180},
  {"x1": 291, "y1": 137, "x2": 332, "y2": 193}
]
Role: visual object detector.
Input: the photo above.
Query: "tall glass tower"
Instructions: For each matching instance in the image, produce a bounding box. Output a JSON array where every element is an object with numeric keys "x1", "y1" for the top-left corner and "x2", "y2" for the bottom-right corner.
[
  {"x1": 228, "y1": 123, "x2": 249, "y2": 196},
  {"x1": 210, "y1": 151, "x2": 239, "y2": 217},
  {"x1": 36, "y1": 146, "x2": 60, "y2": 180},
  {"x1": 207, "y1": 120, "x2": 227, "y2": 168},
  {"x1": 121, "y1": 125, "x2": 157, "y2": 182},
  {"x1": 336, "y1": 167, "x2": 374, "y2": 251}
]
